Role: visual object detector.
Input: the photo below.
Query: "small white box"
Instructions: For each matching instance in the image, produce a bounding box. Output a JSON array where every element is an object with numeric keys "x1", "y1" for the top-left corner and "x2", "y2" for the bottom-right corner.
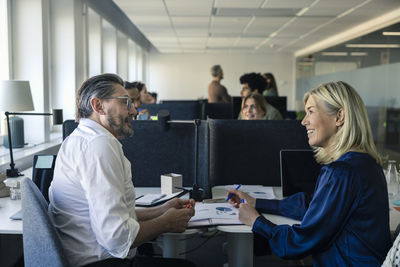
[{"x1": 161, "y1": 173, "x2": 182, "y2": 195}]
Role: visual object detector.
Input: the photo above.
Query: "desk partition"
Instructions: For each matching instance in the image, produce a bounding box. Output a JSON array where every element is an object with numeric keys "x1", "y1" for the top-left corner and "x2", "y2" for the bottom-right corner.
[{"x1": 208, "y1": 119, "x2": 310, "y2": 187}]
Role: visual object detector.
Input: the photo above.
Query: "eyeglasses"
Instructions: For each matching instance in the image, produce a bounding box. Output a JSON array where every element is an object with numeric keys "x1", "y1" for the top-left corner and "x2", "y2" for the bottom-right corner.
[{"x1": 103, "y1": 96, "x2": 133, "y2": 110}]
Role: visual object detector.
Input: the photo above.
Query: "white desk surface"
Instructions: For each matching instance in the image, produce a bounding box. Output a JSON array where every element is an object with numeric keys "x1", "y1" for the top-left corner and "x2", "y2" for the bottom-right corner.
[{"x1": 0, "y1": 186, "x2": 189, "y2": 235}]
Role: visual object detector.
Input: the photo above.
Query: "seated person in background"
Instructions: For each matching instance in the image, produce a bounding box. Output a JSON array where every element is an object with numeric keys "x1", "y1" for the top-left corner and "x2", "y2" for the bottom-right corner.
[
  {"x1": 238, "y1": 73, "x2": 281, "y2": 119},
  {"x1": 133, "y1": 81, "x2": 154, "y2": 104},
  {"x1": 229, "y1": 81, "x2": 391, "y2": 266},
  {"x1": 240, "y1": 92, "x2": 282, "y2": 120},
  {"x1": 262, "y1": 72, "x2": 279, "y2": 97},
  {"x1": 124, "y1": 81, "x2": 150, "y2": 120},
  {"x1": 239, "y1": 72, "x2": 265, "y2": 98},
  {"x1": 149, "y1": 92, "x2": 158, "y2": 103},
  {"x1": 49, "y1": 74, "x2": 196, "y2": 267},
  {"x1": 208, "y1": 65, "x2": 232, "y2": 103}
]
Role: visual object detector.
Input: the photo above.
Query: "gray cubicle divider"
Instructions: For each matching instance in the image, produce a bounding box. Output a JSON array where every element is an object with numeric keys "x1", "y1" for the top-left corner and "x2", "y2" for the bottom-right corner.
[
  {"x1": 120, "y1": 120, "x2": 209, "y2": 189},
  {"x1": 202, "y1": 102, "x2": 234, "y2": 120},
  {"x1": 208, "y1": 119, "x2": 310, "y2": 187},
  {"x1": 62, "y1": 120, "x2": 209, "y2": 190},
  {"x1": 142, "y1": 102, "x2": 202, "y2": 120}
]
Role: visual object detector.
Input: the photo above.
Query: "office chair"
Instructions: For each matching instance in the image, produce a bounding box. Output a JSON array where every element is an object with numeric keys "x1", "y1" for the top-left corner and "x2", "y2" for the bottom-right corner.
[{"x1": 21, "y1": 178, "x2": 69, "y2": 267}]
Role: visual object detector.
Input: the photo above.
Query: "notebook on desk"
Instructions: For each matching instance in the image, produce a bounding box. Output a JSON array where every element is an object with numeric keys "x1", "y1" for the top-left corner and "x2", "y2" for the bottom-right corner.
[{"x1": 280, "y1": 149, "x2": 322, "y2": 197}]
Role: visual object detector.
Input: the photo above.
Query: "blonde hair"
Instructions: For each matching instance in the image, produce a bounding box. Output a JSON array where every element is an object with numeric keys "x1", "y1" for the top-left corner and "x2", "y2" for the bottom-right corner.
[
  {"x1": 303, "y1": 81, "x2": 382, "y2": 166},
  {"x1": 241, "y1": 92, "x2": 267, "y2": 117}
]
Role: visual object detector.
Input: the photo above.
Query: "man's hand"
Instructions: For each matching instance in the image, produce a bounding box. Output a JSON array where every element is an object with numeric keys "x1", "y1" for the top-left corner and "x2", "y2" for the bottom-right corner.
[
  {"x1": 227, "y1": 189, "x2": 256, "y2": 208},
  {"x1": 162, "y1": 198, "x2": 195, "y2": 212},
  {"x1": 238, "y1": 202, "x2": 260, "y2": 226},
  {"x1": 161, "y1": 206, "x2": 195, "y2": 233}
]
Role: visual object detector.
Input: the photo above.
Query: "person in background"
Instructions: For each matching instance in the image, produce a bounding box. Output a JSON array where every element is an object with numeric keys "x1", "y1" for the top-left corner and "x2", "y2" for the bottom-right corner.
[
  {"x1": 149, "y1": 92, "x2": 158, "y2": 103},
  {"x1": 49, "y1": 74, "x2": 196, "y2": 267},
  {"x1": 124, "y1": 81, "x2": 151, "y2": 120},
  {"x1": 132, "y1": 81, "x2": 154, "y2": 105},
  {"x1": 208, "y1": 65, "x2": 232, "y2": 103},
  {"x1": 239, "y1": 72, "x2": 266, "y2": 98},
  {"x1": 240, "y1": 92, "x2": 282, "y2": 120},
  {"x1": 262, "y1": 73, "x2": 279, "y2": 97},
  {"x1": 229, "y1": 81, "x2": 391, "y2": 266},
  {"x1": 238, "y1": 73, "x2": 281, "y2": 119}
]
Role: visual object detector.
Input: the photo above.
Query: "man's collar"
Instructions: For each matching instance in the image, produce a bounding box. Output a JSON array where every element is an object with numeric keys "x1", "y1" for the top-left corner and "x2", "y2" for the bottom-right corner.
[{"x1": 79, "y1": 118, "x2": 116, "y2": 140}]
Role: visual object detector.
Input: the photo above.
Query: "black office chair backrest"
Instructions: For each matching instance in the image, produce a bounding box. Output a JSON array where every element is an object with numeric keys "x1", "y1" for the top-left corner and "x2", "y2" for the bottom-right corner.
[
  {"x1": 63, "y1": 120, "x2": 78, "y2": 140},
  {"x1": 142, "y1": 102, "x2": 202, "y2": 120},
  {"x1": 209, "y1": 119, "x2": 310, "y2": 187},
  {"x1": 265, "y1": 96, "x2": 287, "y2": 119},
  {"x1": 32, "y1": 155, "x2": 57, "y2": 202},
  {"x1": 202, "y1": 102, "x2": 234, "y2": 120}
]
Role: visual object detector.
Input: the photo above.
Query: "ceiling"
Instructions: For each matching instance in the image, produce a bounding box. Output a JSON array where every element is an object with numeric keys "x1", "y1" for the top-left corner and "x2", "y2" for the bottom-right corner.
[{"x1": 113, "y1": 0, "x2": 400, "y2": 54}]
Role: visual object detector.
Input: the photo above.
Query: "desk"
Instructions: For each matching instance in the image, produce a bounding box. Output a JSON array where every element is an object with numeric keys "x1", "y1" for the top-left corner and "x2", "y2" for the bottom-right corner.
[
  {"x1": 212, "y1": 185, "x2": 400, "y2": 267},
  {"x1": 0, "y1": 185, "x2": 196, "y2": 259}
]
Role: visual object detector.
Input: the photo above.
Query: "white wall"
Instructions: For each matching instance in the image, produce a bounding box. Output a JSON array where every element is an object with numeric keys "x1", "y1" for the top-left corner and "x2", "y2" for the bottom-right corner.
[{"x1": 147, "y1": 52, "x2": 295, "y2": 109}]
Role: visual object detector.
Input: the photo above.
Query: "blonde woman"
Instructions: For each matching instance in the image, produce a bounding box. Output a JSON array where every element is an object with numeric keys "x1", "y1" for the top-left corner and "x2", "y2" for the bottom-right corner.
[
  {"x1": 229, "y1": 81, "x2": 391, "y2": 265},
  {"x1": 240, "y1": 92, "x2": 282, "y2": 120}
]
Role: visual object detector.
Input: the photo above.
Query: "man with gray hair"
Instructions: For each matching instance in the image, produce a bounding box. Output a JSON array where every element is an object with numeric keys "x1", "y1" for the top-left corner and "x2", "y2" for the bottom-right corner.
[
  {"x1": 208, "y1": 65, "x2": 231, "y2": 103},
  {"x1": 48, "y1": 73, "x2": 195, "y2": 267}
]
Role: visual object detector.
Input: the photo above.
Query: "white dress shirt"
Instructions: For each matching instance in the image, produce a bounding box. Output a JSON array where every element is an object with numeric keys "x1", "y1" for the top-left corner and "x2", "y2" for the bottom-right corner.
[{"x1": 48, "y1": 118, "x2": 140, "y2": 267}]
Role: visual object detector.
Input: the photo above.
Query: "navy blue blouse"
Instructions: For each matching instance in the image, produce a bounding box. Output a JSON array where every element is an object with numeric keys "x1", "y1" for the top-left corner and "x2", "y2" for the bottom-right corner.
[{"x1": 252, "y1": 152, "x2": 391, "y2": 266}]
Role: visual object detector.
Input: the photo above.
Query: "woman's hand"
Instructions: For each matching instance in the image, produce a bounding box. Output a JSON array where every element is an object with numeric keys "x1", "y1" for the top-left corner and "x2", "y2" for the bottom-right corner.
[
  {"x1": 238, "y1": 202, "x2": 260, "y2": 226},
  {"x1": 227, "y1": 189, "x2": 256, "y2": 208}
]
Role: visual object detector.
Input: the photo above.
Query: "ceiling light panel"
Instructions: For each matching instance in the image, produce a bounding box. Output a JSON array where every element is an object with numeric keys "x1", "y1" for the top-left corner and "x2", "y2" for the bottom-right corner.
[
  {"x1": 303, "y1": 7, "x2": 348, "y2": 17},
  {"x1": 175, "y1": 28, "x2": 208, "y2": 37},
  {"x1": 171, "y1": 16, "x2": 209, "y2": 27},
  {"x1": 262, "y1": 0, "x2": 315, "y2": 9},
  {"x1": 210, "y1": 17, "x2": 251, "y2": 33},
  {"x1": 214, "y1": 8, "x2": 301, "y2": 17},
  {"x1": 165, "y1": 0, "x2": 213, "y2": 16},
  {"x1": 214, "y1": 0, "x2": 264, "y2": 8},
  {"x1": 311, "y1": 0, "x2": 365, "y2": 10}
]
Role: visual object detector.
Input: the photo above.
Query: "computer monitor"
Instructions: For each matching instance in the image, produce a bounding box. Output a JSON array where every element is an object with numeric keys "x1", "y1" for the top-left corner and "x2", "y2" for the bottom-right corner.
[{"x1": 280, "y1": 149, "x2": 321, "y2": 197}]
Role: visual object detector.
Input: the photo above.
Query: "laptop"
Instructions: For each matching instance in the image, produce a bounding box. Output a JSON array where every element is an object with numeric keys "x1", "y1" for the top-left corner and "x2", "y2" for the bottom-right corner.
[{"x1": 280, "y1": 149, "x2": 322, "y2": 197}]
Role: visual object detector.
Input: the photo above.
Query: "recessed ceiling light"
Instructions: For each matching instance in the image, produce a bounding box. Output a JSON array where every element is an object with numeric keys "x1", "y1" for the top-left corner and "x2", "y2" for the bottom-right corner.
[
  {"x1": 321, "y1": 52, "x2": 348, "y2": 56},
  {"x1": 350, "y1": 52, "x2": 368, "y2": 56},
  {"x1": 345, "y1": 44, "x2": 400, "y2": 48},
  {"x1": 382, "y1": 32, "x2": 400, "y2": 36}
]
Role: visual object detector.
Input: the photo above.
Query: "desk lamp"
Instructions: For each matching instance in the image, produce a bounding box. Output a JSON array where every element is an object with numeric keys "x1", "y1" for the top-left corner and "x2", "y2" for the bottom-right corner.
[
  {"x1": 0, "y1": 80, "x2": 63, "y2": 177},
  {"x1": 158, "y1": 109, "x2": 204, "y2": 201}
]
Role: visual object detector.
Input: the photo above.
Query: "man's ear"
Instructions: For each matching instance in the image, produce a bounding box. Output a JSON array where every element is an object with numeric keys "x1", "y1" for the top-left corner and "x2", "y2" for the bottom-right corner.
[
  {"x1": 90, "y1": 97, "x2": 106, "y2": 115},
  {"x1": 336, "y1": 108, "x2": 345, "y2": 127}
]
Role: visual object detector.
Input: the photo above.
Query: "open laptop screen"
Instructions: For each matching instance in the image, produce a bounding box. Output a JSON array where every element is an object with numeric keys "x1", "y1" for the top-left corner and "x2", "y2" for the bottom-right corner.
[{"x1": 280, "y1": 149, "x2": 322, "y2": 197}]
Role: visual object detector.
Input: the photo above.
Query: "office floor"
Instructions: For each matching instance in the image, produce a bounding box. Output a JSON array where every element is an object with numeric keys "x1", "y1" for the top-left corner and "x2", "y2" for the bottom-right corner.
[{"x1": 151, "y1": 229, "x2": 312, "y2": 267}]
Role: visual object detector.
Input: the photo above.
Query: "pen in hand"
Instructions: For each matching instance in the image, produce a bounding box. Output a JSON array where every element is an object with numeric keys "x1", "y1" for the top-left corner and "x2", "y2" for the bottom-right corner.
[{"x1": 226, "y1": 184, "x2": 242, "y2": 202}]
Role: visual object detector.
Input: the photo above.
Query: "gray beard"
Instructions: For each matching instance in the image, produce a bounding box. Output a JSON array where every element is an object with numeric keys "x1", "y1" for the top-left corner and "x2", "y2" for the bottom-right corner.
[{"x1": 107, "y1": 114, "x2": 134, "y2": 139}]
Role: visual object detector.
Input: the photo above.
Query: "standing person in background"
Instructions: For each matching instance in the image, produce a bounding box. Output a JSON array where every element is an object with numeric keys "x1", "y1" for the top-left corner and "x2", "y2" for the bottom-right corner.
[
  {"x1": 125, "y1": 81, "x2": 151, "y2": 120},
  {"x1": 229, "y1": 81, "x2": 391, "y2": 266},
  {"x1": 262, "y1": 73, "x2": 279, "y2": 97},
  {"x1": 208, "y1": 65, "x2": 232, "y2": 103}
]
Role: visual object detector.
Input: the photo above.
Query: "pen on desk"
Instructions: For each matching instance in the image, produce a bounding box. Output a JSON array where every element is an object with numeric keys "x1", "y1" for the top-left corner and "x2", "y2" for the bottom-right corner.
[
  {"x1": 135, "y1": 195, "x2": 144, "y2": 200},
  {"x1": 241, "y1": 199, "x2": 245, "y2": 203},
  {"x1": 185, "y1": 203, "x2": 191, "y2": 208},
  {"x1": 226, "y1": 184, "x2": 242, "y2": 202},
  {"x1": 174, "y1": 186, "x2": 190, "y2": 192}
]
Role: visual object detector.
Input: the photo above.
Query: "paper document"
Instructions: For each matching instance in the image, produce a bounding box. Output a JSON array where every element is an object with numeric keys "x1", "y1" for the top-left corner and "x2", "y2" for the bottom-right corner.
[
  {"x1": 136, "y1": 194, "x2": 166, "y2": 205},
  {"x1": 188, "y1": 202, "x2": 243, "y2": 228},
  {"x1": 136, "y1": 191, "x2": 187, "y2": 207},
  {"x1": 225, "y1": 184, "x2": 275, "y2": 199}
]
